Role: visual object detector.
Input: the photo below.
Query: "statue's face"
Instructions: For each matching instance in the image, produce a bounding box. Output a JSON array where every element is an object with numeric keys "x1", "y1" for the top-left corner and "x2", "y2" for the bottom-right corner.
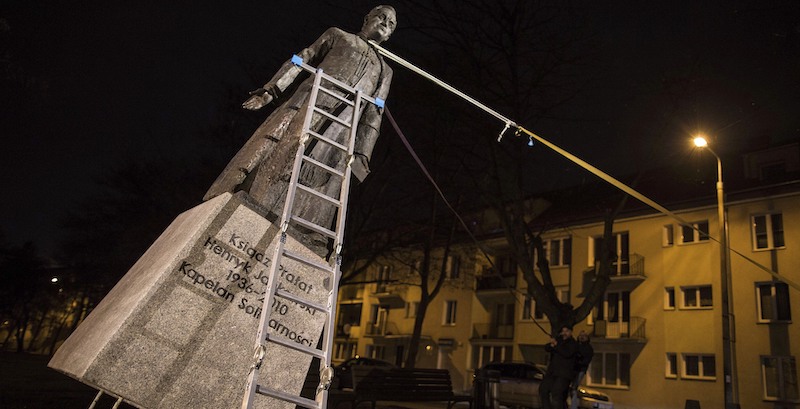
[{"x1": 361, "y1": 7, "x2": 396, "y2": 43}]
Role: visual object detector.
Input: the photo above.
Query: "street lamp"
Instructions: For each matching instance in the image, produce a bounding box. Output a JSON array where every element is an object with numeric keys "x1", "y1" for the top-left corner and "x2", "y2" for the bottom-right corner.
[{"x1": 693, "y1": 135, "x2": 739, "y2": 409}]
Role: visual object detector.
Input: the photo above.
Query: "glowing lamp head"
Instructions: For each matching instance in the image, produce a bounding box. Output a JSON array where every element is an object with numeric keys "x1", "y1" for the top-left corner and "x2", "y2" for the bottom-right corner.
[{"x1": 693, "y1": 136, "x2": 709, "y2": 148}]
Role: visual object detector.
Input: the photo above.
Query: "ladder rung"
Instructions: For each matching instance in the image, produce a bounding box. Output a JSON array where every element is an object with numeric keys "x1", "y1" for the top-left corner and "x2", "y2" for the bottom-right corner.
[
  {"x1": 282, "y1": 249, "x2": 335, "y2": 274},
  {"x1": 290, "y1": 216, "x2": 337, "y2": 239},
  {"x1": 265, "y1": 333, "x2": 325, "y2": 359},
  {"x1": 307, "y1": 130, "x2": 348, "y2": 152},
  {"x1": 256, "y1": 384, "x2": 319, "y2": 409},
  {"x1": 276, "y1": 288, "x2": 329, "y2": 313},
  {"x1": 317, "y1": 86, "x2": 355, "y2": 107},
  {"x1": 302, "y1": 156, "x2": 345, "y2": 178},
  {"x1": 296, "y1": 184, "x2": 341, "y2": 206},
  {"x1": 313, "y1": 107, "x2": 352, "y2": 128}
]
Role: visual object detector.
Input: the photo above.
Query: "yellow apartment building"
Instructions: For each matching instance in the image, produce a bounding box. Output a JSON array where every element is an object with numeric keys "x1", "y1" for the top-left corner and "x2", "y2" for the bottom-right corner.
[{"x1": 333, "y1": 143, "x2": 800, "y2": 408}]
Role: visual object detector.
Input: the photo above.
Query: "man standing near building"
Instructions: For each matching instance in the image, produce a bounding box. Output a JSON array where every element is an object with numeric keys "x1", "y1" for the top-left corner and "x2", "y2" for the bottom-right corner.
[
  {"x1": 570, "y1": 330, "x2": 594, "y2": 409},
  {"x1": 540, "y1": 325, "x2": 578, "y2": 409}
]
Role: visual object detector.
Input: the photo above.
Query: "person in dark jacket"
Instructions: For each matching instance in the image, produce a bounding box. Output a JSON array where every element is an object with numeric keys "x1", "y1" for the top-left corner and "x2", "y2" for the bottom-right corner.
[
  {"x1": 569, "y1": 330, "x2": 594, "y2": 409},
  {"x1": 539, "y1": 325, "x2": 577, "y2": 409}
]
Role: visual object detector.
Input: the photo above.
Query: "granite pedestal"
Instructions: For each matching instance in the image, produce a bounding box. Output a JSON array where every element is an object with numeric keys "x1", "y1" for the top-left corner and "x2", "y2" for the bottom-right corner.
[{"x1": 49, "y1": 192, "x2": 329, "y2": 409}]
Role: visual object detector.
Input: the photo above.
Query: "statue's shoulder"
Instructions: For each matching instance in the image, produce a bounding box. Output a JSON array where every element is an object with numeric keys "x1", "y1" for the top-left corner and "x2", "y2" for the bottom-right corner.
[{"x1": 323, "y1": 26, "x2": 349, "y2": 38}]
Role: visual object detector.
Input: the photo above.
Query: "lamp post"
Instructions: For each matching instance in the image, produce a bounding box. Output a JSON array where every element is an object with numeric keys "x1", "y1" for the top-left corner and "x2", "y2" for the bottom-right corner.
[{"x1": 694, "y1": 135, "x2": 739, "y2": 409}]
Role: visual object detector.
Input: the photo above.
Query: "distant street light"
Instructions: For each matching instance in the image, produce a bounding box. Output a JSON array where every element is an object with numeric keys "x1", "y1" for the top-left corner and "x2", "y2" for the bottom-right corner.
[{"x1": 693, "y1": 135, "x2": 740, "y2": 409}]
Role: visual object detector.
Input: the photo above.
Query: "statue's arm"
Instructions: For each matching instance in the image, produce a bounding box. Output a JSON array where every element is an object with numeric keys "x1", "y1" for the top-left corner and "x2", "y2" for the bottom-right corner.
[
  {"x1": 352, "y1": 66, "x2": 393, "y2": 181},
  {"x1": 243, "y1": 28, "x2": 339, "y2": 111},
  {"x1": 243, "y1": 28, "x2": 340, "y2": 110}
]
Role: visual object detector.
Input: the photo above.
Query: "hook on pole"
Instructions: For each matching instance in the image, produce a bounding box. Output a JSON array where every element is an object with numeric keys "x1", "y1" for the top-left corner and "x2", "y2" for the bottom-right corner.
[{"x1": 497, "y1": 121, "x2": 516, "y2": 142}]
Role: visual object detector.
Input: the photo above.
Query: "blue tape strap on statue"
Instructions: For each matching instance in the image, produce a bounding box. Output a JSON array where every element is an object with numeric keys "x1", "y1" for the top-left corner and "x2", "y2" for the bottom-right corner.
[
  {"x1": 291, "y1": 55, "x2": 303, "y2": 66},
  {"x1": 374, "y1": 97, "x2": 385, "y2": 108}
]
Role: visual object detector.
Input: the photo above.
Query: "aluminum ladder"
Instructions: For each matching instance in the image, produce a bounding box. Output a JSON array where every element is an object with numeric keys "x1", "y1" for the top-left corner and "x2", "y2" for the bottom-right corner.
[{"x1": 240, "y1": 55, "x2": 385, "y2": 409}]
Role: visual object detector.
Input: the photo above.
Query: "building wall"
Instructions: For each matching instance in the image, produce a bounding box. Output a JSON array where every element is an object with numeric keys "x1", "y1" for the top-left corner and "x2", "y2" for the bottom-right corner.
[{"x1": 335, "y1": 191, "x2": 800, "y2": 408}]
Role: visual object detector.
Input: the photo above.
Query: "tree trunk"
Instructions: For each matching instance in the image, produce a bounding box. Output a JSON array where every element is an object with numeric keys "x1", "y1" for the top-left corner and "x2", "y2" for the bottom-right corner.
[{"x1": 404, "y1": 298, "x2": 429, "y2": 368}]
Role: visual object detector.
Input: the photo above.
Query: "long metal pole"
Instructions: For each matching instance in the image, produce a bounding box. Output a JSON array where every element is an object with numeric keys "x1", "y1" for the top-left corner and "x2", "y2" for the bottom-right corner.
[
  {"x1": 369, "y1": 41, "x2": 800, "y2": 294},
  {"x1": 710, "y1": 149, "x2": 739, "y2": 409}
]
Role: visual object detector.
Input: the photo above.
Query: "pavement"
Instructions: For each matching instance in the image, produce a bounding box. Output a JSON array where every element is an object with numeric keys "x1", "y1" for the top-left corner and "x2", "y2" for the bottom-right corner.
[{"x1": 372, "y1": 403, "x2": 472, "y2": 409}]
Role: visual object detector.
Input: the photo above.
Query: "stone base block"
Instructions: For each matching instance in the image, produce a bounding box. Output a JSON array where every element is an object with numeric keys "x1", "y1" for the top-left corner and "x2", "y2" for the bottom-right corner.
[{"x1": 49, "y1": 192, "x2": 329, "y2": 409}]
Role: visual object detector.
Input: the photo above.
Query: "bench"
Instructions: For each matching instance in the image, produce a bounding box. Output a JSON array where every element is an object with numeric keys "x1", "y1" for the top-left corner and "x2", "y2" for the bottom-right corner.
[{"x1": 343, "y1": 366, "x2": 472, "y2": 409}]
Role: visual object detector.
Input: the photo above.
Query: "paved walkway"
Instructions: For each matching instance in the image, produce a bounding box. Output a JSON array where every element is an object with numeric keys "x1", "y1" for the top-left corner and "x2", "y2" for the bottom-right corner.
[{"x1": 373, "y1": 401, "x2": 473, "y2": 409}]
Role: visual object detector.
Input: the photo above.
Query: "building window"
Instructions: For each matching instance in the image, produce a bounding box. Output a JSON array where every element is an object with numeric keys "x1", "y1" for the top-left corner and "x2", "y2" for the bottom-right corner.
[
  {"x1": 664, "y1": 287, "x2": 675, "y2": 310},
  {"x1": 752, "y1": 213, "x2": 785, "y2": 250},
  {"x1": 756, "y1": 282, "x2": 792, "y2": 323},
  {"x1": 538, "y1": 237, "x2": 572, "y2": 267},
  {"x1": 663, "y1": 225, "x2": 674, "y2": 247},
  {"x1": 679, "y1": 220, "x2": 710, "y2": 244},
  {"x1": 595, "y1": 291, "x2": 630, "y2": 329},
  {"x1": 336, "y1": 303, "x2": 363, "y2": 336},
  {"x1": 405, "y1": 301, "x2": 419, "y2": 319},
  {"x1": 472, "y1": 345, "x2": 513, "y2": 369},
  {"x1": 522, "y1": 294, "x2": 533, "y2": 321},
  {"x1": 681, "y1": 285, "x2": 713, "y2": 309},
  {"x1": 366, "y1": 344, "x2": 385, "y2": 360},
  {"x1": 666, "y1": 353, "x2": 678, "y2": 379},
  {"x1": 682, "y1": 354, "x2": 716, "y2": 380},
  {"x1": 446, "y1": 255, "x2": 461, "y2": 279},
  {"x1": 443, "y1": 300, "x2": 457, "y2": 325},
  {"x1": 334, "y1": 341, "x2": 357, "y2": 360},
  {"x1": 494, "y1": 303, "x2": 515, "y2": 338},
  {"x1": 533, "y1": 286, "x2": 569, "y2": 320},
  {"x1": 495, "y1": 255, "x2": 517, "y2": 276},
  {"x1": 588, "y1": 352, "x2": 631, "y2": 388},
  {"x1": 590, "y1": 232, "x2": 630, "y2": 275},
  {"x1": 376, "y1": 265, "x2": 391, "y2": 293},
  {"x1": 761, "y1": 356, "x2": 799, "y2": 401}
]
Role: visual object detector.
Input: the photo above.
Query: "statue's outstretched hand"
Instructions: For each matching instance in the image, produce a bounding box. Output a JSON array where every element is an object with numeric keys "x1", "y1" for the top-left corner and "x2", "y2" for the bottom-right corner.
[{"x1": 242, "y1": 88, "x2": 273, "y2": 110}]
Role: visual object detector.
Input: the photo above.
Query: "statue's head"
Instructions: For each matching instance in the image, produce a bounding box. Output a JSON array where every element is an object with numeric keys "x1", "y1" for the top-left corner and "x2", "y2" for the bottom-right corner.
[{"x1": 360, "y1": 5, "x2": 397, "y2": 44}]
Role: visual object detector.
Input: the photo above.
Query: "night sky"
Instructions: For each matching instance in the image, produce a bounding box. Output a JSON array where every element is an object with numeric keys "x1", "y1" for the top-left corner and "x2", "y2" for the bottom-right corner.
[{"x1": 2, "y1": 1, "x2": 799, "y2": 257}]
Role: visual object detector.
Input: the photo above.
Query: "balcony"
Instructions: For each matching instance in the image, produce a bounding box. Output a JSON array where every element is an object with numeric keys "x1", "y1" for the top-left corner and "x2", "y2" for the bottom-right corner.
[
  {"x1": 472, "y1": 323, "x2": 515, "y2": 340},
  {"x1": 581, "y1": 253, "x2": 647, "y2": 295},
  {"x1": 592, "y1": 316, "x2": 646, "y2": 342},
  {"x1": 476, "y1": 267, "x2": 517, "y2": 298},
  {"x1": 364, "y1": 321, "x2": 401, "y2": 337},
  {"x1": 372, "y1": 283, "x2": 405, "y2": 308}
]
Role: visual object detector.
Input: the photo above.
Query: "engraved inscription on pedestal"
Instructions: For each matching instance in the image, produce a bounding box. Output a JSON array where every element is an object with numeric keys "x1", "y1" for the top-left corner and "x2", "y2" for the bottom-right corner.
[{"x1": 49, "y1": 192, "x2": 328, "y2": 409}]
